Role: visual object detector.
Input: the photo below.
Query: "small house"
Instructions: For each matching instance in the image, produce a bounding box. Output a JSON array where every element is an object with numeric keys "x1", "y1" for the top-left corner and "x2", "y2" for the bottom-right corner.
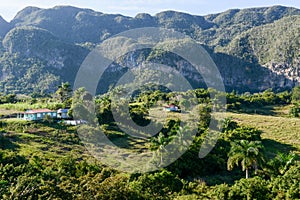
[
  {"x1": 163, "y1": 104, "x2": 181, "y2": 112},
  {"x1": 23, "y1": 109, "x2": 57, "y2": 121},
  {"x1": 57, "y1": 108, "x2": 70, "y2": 119}
]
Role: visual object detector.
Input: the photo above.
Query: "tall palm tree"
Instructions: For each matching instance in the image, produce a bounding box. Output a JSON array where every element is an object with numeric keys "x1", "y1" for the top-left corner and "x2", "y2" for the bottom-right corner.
[
  {"x1": 151, "y1": 133, "x2": 169, "y2": 166},
  {"x1": 227, "y1": 140, "x2": 264, "y2": 179},
  {"x1": 172, "y1": 125, "x2": 191, "y2": 150}
]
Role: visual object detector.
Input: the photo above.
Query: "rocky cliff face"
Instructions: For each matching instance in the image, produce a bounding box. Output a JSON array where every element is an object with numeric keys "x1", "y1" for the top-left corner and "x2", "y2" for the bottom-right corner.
[
  {"x1": 264, "y1": 63, "x2": 300, "y2": 87},
  {"x1": 0, "y1": 5, "x2": 299, "y2": 94}
]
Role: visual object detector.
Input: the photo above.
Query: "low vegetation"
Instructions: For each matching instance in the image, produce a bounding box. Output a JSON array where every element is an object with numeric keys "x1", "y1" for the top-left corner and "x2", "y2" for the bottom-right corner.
[{"x1": 0, "y1": 84, "x2": 299, "y2": 199}]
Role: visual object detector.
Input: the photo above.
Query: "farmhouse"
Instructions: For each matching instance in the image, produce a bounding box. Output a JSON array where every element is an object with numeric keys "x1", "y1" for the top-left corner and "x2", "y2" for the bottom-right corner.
[
  {"x1": 18, "y1": 108, "x2": 70, "y2": 121},
  {"x1": 163, "y1": 104, "x2": 181, "y2": 112},
  {"x1": 20, "y1": 109, "x2": 57, "y2": 121}
]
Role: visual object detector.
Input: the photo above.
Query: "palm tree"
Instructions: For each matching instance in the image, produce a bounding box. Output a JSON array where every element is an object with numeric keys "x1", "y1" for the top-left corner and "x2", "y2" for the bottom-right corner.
[
  {"x1": 152, "y1": 133, "x2": 169, "y2": 166},
  {"x1": 227, "y1": 140, "x2": 264, "y2": 179},
  {"x1": 268, "y1": 152, "x2": 297, "y2": 175},
  {"x1": 221, "y1": 117, "x2": 237, "y2": 133},
  {"x1": 172, "y1": 125, "x2": 191, "y2": 150}
]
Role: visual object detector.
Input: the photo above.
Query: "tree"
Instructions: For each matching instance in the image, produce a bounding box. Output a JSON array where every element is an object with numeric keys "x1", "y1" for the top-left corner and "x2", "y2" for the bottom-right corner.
[
  {"x1": 195, "y1": 104, "x2": 211, "y2": 131},
  {"x1": 268, "y1": 152, "x2": 297, "y2": 176},
  {"x1": 270, "y1": 162, "x2": 300, "y2": 199},
  {"x1": 130, "y1": 170, "x2": 183, "y2": 199},
  {"x1": 226, "y1": 126, "x2": 262, "y2": 141},
  {"x1": 221, "y1": 117, "x2": 238, "y2": 133},
  {"x1": 228, "y1": 177, "x2": 271, "y2": 200},
  {"x1": 289, "y1": 104, "x2": 300, "y2": 117},
  {"x1": 155, "y1": 133, "x2": 169, "y2": 166},
  {"x1": 55, "y1": 82, "x2": 72, "y2": 104},
  {"x1": 227, "y1": 140, "x2": 264, "y2": 179},
  {"x1": 291, "y1": 85, "x2": 300, "y2": 103}
]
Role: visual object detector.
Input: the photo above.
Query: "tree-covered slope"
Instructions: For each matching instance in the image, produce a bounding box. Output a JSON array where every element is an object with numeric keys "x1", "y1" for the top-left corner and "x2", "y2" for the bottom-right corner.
[
  {"x1": 10, "y1": 5, "x2": 299, "y2": 45},
  {"x1": 224, "y1": 15, "x2": 300, "y2": 65},
  {"x1": 0, "y1": 26, "x2": 89, "y2": 94},
  {"x1": 201, "y1": 5, "x2": 300, "y2": 47},
  {"x1": 9, "y1": 6, "x2": 215, "y2": 44},
  {"x1": 0, "y1": 5, "x2": 299, "y2": 94},
  {"x1": 218, "y1": 15, "x2": 300, "y2": 88}
]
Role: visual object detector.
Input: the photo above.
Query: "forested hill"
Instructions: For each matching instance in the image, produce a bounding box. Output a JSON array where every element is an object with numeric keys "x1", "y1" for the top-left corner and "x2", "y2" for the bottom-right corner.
[{"x1": 0, "y1": 5, "x2": 300, "y2": 94}]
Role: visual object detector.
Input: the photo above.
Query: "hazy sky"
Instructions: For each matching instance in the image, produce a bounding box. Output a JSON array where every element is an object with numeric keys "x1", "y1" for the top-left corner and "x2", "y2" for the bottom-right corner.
[{"x1": 1, "y1": 0, "x2": 300, "y2": 21}]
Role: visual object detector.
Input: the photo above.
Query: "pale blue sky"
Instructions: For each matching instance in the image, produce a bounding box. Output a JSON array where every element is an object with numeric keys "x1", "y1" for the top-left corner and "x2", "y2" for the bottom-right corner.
[{"x1": 1, "y1": 0, "x2": 300, "y2": 22}]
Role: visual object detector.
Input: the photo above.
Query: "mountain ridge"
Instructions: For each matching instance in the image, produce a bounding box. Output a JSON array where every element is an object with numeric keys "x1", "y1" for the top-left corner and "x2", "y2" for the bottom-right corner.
[{"x1": 0, "y1": 5, "x2": 299, "y2": 94}]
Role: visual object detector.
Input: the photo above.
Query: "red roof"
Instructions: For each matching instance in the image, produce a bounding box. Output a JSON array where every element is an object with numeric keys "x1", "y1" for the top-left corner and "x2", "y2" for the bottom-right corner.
[
  {"x1": 25, "y1": 109, "x2": 54, "y2": 114},
  {"x1": 164, "y1": 104, "x2": 176, "y2": 108}
]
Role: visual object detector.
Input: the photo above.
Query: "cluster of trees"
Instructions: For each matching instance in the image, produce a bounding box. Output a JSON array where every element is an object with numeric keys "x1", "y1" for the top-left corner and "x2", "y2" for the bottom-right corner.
[
  {"x1": 225, "y1": 89, "x2": 291, "y2": 110},
  {"x1": 93, "y1": 86, "x2": 300, "y2": 125},
  {"x1": 0, "y1": 94, "x2": 17, "y2": 104},
  {"x1": 290, "y1": 86, "x2": 300, "y2": 117}
]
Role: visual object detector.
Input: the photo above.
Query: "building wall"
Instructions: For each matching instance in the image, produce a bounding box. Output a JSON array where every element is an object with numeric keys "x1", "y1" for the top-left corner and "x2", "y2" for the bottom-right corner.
[{"x1": 24, "y1": 112, "x2": 57, "y2": 121}]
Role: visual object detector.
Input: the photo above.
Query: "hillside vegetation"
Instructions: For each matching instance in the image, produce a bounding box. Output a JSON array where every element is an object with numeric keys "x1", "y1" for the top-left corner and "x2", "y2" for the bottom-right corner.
[
  {"x1": 0, "y1": 5, "x2": 299, "y2": 94},
  {"x1": 0, "y1": 86, "x2": 300, "y2": 199}
]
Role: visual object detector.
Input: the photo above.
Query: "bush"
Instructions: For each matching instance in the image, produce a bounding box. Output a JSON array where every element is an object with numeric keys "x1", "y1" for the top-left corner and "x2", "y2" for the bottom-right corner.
[
  {"x1": 270, "y1": 163, "x2": 300, "y2": 199},
  {"x1": 131, "y1": 170, "x2": 184, "y2": 199},
  {"x1": 228, "y1": 177, "x2": 271, "y2": 200},
  {"x1": 289, "y1": 105, "x2": 300, "y2": 117}
]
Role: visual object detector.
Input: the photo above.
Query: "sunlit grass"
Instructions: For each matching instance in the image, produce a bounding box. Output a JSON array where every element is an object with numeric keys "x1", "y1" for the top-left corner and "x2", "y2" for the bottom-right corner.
[
  {"x1": 0, "y1": 102, "x2": 63, "y2": 112},
  {"x1": 226, "y1": 112, "x2": 300, "y2": 156}
]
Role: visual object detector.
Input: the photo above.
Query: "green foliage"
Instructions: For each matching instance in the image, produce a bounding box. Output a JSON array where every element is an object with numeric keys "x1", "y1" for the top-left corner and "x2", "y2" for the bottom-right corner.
[
  {"x1": 267, "y1": 152, "x2": 297, "y2": 176},
  {"x1": 129, "y1": 103, "x2": 150, "y2": 126},
  {"x1": 195, "y1": 104, "x2": 211, "y2": 131},
  {"x1": 225, "y1": 126, "x2": 262, "y2": 141},
  {"x1": 0, "y1": 53, "x2": 61, "y2": 94},
  {"x1": 221, "y1": 117, "x2": 238, "y2": 133},
  {"x1": 224, "y1": 15, "x2": 300, "y2": 65},
  {"x1": 0, "y1": 180, "x2": 9, "y2": 197},
  {"x1": 228, "y1": 177, "x2": 271, "y2": 200},
  {"x1": 292, "y1": 85, "x2": 300, "y2": 103},
  {"x1": 270, "y1": 162, "x2": 300, "y2": 199},
  {"x1": 227, "y1": 140, "x2": 265, "y2": 179},
  {"x1": 54, "y1": 82, "x2": 72, "y2": 105},
  {"x1": 0, "y1": 24, "x2": 88, "y2": 95},
  {"x1": 289, "y1": 104, "x2": 300, "y2": 117},
  {"x1": 131, "y1": 170, "x2": 183, "y2": 199},
  {"x1": 0, "y1": 84, "x2": 300, "y2": 198},
  {"x1": 0, "y1": 94, "x2": 17, "y2": 104},
  {"x1": 0, "y1": 6, "x2": 299, "y2": 95},
  {"x1": 96, "y1": 95, "x2": 114, "y2": 124}
]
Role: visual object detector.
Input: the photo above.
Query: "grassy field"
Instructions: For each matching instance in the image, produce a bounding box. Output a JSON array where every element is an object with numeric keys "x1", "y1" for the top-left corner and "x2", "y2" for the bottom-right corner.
[
  {"x1": 1, "y1": 104, "x2": 299, "y2": 163},
  {"x1": 226, "y1": 112, "x2": 300, "y2": 157},
  {"x1": 144, "y1": 106, "x2": 300, "y2": 158},
  {"x1": 1, "y1": 119, "x2": 89, "y2": 161}
]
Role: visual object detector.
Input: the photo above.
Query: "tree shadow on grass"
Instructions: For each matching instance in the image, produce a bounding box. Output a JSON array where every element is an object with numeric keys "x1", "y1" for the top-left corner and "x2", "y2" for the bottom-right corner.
[
  {"x1": 229, "y1": 105, "x2": 279, "y2": 116},
  {"x1": 103, "y1": 123, "x2": 149, "y2": 150},
  {"x1": 35, "y1": 120, "x2": 68, "y2": 130},
  {"x1": 262, "y1": 138, "x2": 297, "y2": 159},
  {"x1": 0, "y1": 133, "x2": 20, "y2": 150},
  {"x1": 239, "y1": 106, "x2": 277, "y2": 116}
]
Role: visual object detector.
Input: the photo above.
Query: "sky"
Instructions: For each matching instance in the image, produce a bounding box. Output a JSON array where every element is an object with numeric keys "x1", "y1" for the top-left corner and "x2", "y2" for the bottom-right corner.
[{"x1": 0, "y1": 0, "x2": 300, "y2": 22}]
